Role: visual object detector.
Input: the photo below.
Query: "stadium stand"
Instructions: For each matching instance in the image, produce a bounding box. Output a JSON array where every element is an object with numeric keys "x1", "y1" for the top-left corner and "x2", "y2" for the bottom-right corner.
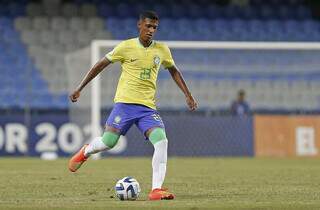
[
  {"x1": 1, "y1": 0, "x2": 320, "y2": 111},
  {"x1": 11, "y1": 0, "x2": 112, "y2": 108}
]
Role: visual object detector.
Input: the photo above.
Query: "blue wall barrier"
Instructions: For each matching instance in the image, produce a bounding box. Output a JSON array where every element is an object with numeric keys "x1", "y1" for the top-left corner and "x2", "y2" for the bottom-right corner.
[{"x1": 0, "y1": 111, "x2": 253, "y2": 157}]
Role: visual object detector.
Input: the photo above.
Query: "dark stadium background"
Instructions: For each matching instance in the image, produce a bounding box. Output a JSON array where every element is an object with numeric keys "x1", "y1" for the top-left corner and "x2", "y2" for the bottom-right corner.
[{"x1": 2, "y1": 1, "x2": 320, "y2": 209}]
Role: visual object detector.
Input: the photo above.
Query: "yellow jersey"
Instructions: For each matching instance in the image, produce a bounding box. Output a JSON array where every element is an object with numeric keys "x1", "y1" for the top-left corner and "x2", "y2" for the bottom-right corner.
[{"x1": 105, "y1": 38, "x2": 175, "y2": 110}]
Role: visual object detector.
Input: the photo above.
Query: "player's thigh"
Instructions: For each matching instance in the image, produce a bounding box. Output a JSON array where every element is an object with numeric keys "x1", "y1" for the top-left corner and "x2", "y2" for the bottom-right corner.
[
  {"x1": 136, "y1": 113, "x2": 165, "y2": 139},
  {"x1": 105, "y1": 125, "x2": 120, "y2": 134},
  {"x1": 105, "y1": 104, "x2": 135, "y2": 135}
]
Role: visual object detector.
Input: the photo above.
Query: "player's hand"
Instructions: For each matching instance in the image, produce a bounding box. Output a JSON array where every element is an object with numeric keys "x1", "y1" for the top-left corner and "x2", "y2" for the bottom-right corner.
[
  {"x1": 69, "y1": 90, "x2": 80, "y2": 103},
  {"x1": 186, "y1": 95, "x2": 197, "y2": 111}
]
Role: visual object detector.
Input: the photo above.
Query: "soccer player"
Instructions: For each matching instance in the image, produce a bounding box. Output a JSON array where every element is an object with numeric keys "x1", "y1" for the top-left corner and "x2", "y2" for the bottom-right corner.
[
  {"x1": 68, "y1": 11, "x2": 197, "y2": 200},
  {"x1": 230, "y1": 89, "x2": 250, "y2": 116}
]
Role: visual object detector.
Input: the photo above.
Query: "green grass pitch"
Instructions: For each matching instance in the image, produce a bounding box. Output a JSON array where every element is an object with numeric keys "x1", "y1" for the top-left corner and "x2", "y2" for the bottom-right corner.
[{"x1": 0, "y1": 157, "x2": 320, "y2": 210}]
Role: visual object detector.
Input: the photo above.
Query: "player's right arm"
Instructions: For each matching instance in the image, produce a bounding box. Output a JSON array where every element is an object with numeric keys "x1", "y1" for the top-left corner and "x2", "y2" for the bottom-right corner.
[
  {"x1": 69, "y1": 57, "x2": 111, "y2": 102},
  {"x1": 70, "y1": 41, "x2": 125, "y2": 102}
]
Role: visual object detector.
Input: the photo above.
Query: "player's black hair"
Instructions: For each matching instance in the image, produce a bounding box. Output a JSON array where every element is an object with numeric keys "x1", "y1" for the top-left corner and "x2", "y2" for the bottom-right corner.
[{"x1": 139, "y1": 11, "x2": 159, "y2": 21}]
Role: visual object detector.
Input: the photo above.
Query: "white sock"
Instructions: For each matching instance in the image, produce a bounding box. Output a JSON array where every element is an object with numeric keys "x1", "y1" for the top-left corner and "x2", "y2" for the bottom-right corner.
[
  {"x1": 152, "y1": 139, "x2": 168, "y2": 190},
  {"x1": 84, "y1": 137, "x2": 110, "y2": 157}
]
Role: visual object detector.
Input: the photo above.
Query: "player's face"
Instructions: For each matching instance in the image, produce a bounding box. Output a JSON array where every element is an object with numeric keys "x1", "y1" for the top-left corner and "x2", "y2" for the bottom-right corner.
[
  {"x1": 138, "y1": 18, "x2": 159, "y2": 43},
  {"x1": 238, "y1": 93, "x2": 245, "y2": 101}
]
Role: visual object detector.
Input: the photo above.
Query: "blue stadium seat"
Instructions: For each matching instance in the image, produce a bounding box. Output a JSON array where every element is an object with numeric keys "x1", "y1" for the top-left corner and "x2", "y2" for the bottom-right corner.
[
  {"x1": 123, "y1": 18, "x2": 136, "y2": 31},
  {"x1": 105, "y1": 18, "x2": 119, "y2": 30},
  {"x1": 259, "y1": 5, "x2": 276, "y2": 19},
  {"x1": 277, "y1": 5, "x2": 294, "y2": 19},
  {"x1": 52, "y1": 94, "x2": 68, "y2": 109},
  {"x1": 8, "y1": 3, "x2": 25, "y2": 17},
  {"x1": 205, "y1": 5, "x2": 222, "y2": 19},
  {"x1": 98, "y1": 3, "x2": 117, "y2": 18},
  {"x1": 186, "y1": 4, "x2": 202, "y2": 19},
  {"x1": 1, "y1": 0, "x2": 319, "y2": 110},
  {"x1": 0, "y1": 1, "x2": 49, "y2": 109},
  {"x1": 31, "y1": 94, "x2": 54, "y2": 109},
  {"x1": 223, "y1": 6, "x2": 240, "y2": 19},
  {"x1": 238, "y1": 6, "x2": 257, "y2": 19},
  {"x1": 0, "y1": 17, "x2": 13, "y2": 28},
  {"x1": 134, "y1": 4, "x2": 153, "y2": 18},
  {"x1": 250, "y1": 0, "x2": 266, "y2": 6},
  {"x1": 117, "y1": 3, "x2": 134, "y2": 18},
  {"x1": 302, "y1": 20, "x2": 318, "y2": 31},
  {"x1": 0, "y1": 5, "x2": 10, "y2": 16},
  {"x1": 169, "y1": 3, "x2": 188, "y2": 19},
  {"x1": 7, "y1": 43, "x2": 27, "y2": 58},
  {"x1": 230, "y1": 19, "x2": 248, "y2": 31},
  {"x1": 153, "y1": 4, "x2": 171, "y2": 18},
  {"x1": 0, "y1": 55, "x2": 15, "y2": 66}
]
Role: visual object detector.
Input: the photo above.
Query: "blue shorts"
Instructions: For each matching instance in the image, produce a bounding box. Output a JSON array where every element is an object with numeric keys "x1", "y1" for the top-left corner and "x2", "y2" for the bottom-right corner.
[{"x1": 106, "y1": 103, "x2": 165, "y2": 138}]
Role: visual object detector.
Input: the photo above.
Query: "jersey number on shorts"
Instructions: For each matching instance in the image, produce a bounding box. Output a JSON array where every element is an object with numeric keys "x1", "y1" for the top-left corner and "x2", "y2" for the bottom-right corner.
[{"x1": 152, "y1": 114, "x2": 162, "y2": 122}]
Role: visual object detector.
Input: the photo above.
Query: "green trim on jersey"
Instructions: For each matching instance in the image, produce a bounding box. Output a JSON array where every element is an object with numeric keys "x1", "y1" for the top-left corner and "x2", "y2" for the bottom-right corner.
[
  {"x1": 149, "y1": 128, "x2": 167, "y2": 145},
  {"x1": 102, "y1": 132, "x2": 120, "y2": 148},
  {"x1": 136, "y1": 38, "x2": 155, "y2": 48}
]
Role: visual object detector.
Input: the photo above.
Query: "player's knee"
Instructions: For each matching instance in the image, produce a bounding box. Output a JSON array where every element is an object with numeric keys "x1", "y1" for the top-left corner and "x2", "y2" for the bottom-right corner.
[
  {"x1": 149, "y1": 127, "x2": 167, "y2": 145},
  {"x1": 102, "y1": 131, "x2": 120, "y2": 149},
  {"x1": 105, "y1": 125, "x2": 120, "y2": 134}
]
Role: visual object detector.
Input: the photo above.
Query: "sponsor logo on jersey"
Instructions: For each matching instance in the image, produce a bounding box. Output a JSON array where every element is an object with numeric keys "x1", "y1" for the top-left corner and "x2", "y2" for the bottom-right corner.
[{"x1": 130, "y1": 58, "x2": 139, "y2": 62}]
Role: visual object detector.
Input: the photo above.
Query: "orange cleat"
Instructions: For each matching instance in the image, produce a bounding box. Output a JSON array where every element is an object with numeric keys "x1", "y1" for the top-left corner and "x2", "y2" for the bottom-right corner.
[
  {"x1": 68, "y1": 144, "x2": 89, "y2": 172},
  {"x1": 148, "y1": 188, "x2": 175, "y2": 200}
]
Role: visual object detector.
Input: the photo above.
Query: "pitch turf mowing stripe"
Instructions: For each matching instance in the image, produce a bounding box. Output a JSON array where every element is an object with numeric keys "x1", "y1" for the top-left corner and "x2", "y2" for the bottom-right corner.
[{"x1": 0, "y1": 158, "x2": 319, "y2": 210}]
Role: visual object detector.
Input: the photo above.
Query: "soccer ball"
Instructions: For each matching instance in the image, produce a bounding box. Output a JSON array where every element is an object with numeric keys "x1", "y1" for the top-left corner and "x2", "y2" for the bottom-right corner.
[{"x1": 115, "y1": 176, "x2": 141, "y2": 201}]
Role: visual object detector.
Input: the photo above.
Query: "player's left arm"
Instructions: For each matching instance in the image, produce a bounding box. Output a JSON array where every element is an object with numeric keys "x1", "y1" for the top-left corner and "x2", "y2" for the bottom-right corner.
[{"x1": 167, "y1": 65, "x2": 198, "y2": 111}]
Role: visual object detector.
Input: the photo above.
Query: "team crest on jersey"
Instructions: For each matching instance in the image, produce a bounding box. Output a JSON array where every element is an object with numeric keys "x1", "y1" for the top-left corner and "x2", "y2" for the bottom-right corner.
[{"x1": 153, "y1": 55, "x2": 160, "y2": 66}]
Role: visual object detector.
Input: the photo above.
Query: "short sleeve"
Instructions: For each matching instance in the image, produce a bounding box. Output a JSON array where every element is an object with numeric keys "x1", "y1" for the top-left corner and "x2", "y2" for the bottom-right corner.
[
  {"x1": 161, "y1": 45, "x2": 175, "y2": 69},
  {"x1": 105, "y1": 42, "x2": 125, "y2": 63}
]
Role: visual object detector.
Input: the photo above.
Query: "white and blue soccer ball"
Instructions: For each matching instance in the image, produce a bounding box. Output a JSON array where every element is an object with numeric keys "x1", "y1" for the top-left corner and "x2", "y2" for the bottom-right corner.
[{"x1": 115, "y1": 176, "x2": 141, "y2": 201}]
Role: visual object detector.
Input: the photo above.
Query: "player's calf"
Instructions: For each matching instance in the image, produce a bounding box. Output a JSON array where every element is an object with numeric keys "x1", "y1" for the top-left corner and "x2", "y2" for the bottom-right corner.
[
  {"x1": 84, "y1": 131, "x2": 120, "y2": 156},
  {"x1": 68, "y1": 131, "x2": 120, "y2": 172}
]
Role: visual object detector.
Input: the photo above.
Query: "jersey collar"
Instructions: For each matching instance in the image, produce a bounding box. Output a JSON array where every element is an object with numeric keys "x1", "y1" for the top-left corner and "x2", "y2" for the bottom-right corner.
[{"x1": 136, "y1": 37, "x2": 155, "y2": 49}]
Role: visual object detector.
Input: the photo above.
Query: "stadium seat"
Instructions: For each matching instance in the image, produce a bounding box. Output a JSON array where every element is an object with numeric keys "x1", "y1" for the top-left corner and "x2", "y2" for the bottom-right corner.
[
  {"x1": 32, "y1": 17, "x2": 50, "y2": 31},
  {"x1": 80, "y1": 3, "x2": 97, "y2": 17},
  {"x1": 116, "y1": 3, "x2": 134, "y2": 18},
  {"x1": 14, "y1": 17, "x2": 32, "y2": 31},
  {"x1": 26, "y1": 3, "x2": 44, "y2": 17},
  {"x1": 62, "y1": 3, "x2": 79, "y2": 17},
  {"x1": 69, "y1": 17, "x2": 86, "y2": 31},
  {"x1": 87, "y1": 17, "x2": 104, "y2": 31},
  {"x1": 2, "y1": 0, "x2": 320, "y2": 110},
  {"x1": 97, "y1": 3, "x2": 117, "y2": 18},
  {"x1": 39, "y1": 30, "x2": 57, "y2": 46}
]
